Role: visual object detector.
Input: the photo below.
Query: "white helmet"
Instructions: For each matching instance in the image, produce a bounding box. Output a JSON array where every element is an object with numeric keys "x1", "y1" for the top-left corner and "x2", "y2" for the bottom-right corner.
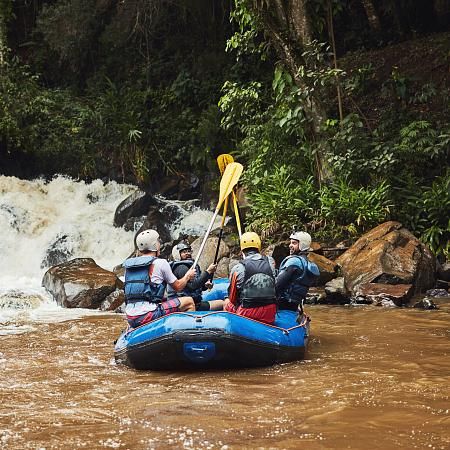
[
  {"x1": 290, "y1": 231, "x2": 312, "y2": 251},
  {"x1": 136, "y1": 229, "x2": 160, "y2": 252}
]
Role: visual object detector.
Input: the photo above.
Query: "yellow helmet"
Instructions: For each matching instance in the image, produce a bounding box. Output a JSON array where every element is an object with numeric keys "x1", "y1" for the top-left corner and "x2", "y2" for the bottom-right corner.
[{"x1": 240, "y1": 231, "x2": 261, "y2": 251}]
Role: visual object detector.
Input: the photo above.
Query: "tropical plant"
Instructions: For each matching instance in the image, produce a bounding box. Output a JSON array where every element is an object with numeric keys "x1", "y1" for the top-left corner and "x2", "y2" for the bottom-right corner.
[
  {"x1": 319, "y1": 178, "x2": 392, "y2": 234},
  {"x1": 246, "y1": 165, "x2": 319, "y2": 236},
  {"x1": 420, "y1": 172, "x2": 450, "y2": 258}
]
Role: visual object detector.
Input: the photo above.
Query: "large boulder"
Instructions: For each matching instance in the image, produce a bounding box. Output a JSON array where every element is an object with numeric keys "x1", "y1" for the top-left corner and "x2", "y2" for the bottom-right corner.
[
  {"x1": 42, "y1": 258, "x2": 123, "y2": 309},
  {"x1": 136, "y1": 206, "x2": 172, "y2": 244},
  {"x1": 215, "y1": 257, "x2": 230, "y2": 278},
  {"x1": 114, "y1": 190, "x2": 157, "y2": 228},
  {"x1": 190, "y1": 237, "x2": 230, "y2": 272},
  {"x1": 266, "y1": 242, "x2": 338, "y2": 285},
  {"x1": 336, "y1": 221, "x2": 436, "y2": 296},
  {"x1": 309, "y1": 253, "x2": 340, "y2": 285},
  {"x1": 157, "y1": 173, "x2": 200, "y2": 200}
]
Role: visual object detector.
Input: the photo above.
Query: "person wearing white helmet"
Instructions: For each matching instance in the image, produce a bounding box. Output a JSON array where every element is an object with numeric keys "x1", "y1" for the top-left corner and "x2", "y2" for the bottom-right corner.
[
  {"x1": 123, "y1": 229, "x2": 196, "y2": 328},
  {"x1": 276, "y1": 230, "x2": 320, "y2": 312},
  {"x1": 224, "y1": 232, "x2": 277, "y2": 324}
]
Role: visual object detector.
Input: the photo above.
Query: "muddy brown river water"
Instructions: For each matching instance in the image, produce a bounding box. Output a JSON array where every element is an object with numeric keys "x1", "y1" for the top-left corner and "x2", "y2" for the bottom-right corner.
[{"x1": 1, "y1": 302, "x2": 449, "y2": 450}]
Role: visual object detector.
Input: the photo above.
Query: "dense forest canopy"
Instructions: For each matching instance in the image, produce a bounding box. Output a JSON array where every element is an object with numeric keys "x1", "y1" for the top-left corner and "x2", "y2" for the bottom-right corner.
[{"x1": 0, "y1": 0, "x2": 449, "y2": 256}]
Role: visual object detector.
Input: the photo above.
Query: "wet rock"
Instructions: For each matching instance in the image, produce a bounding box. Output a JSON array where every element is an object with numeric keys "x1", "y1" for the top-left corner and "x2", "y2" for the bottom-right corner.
[
  {"x1": 100, "y1": 289, "x2": 125, "y2": 311},
  {"x1": 123, "y1": 215, "x2": 146, "y2": 233},
  {"x1": 216, "y1": 257, "x2": 230, "y2": 278},
  {"x1": 42, "y1": 258, "x2": 123, "y2": 309},
  {"x1": 305, "y1": 287, "x2": 326, "y2": 304},
  {"x1": 425, "y1": 288, "x2": 450, "y2": 298},
  {"x1": 437, "y1": 262, "x2": 450, "y2": 282},
  {"x1": 413, "y1": 298, "x2": 438, "y2": 309},
  {"x1": 435, "y1": 279, "x2": 449, "y2": 290},
  {"x1": 336, "y1": 221, "x2": 436, "y2": 295},
  {"x1": 114, "y1": 190, "x2": 157, "y2": 228},
  {"x1": 159, "y1": 240, "x2": 176, "y2": 260},
  {"x1": 353, "y1": 283, "x2": 413, "y2": 306},
  {"x1": 324, "y1": 277, "x2": 350, "y2": 304},
  {"x1": 309, "y1": 253, "x2": 340, "y2": 285},
  {"x1": 266, "y1": 243, "x2": 290, "y2": 268},
  {"x1": 310, "y1": 242, "x2": 323, "y2": 255},
  {"x1": 136, "y1": 207, "x2": 172, "y2": 244},
  {"x1": 0, "y1": 291, "x2": 45, "y2": 309},
  {"x1": 157, "y1": 174, "x2": 200, "y2": 200},
  {"x1": 190, "y1": 237, "x2": 230, "y2": 272},
  {"x1": 40, "y1": 233, "x2": 75, "y2": 269}
]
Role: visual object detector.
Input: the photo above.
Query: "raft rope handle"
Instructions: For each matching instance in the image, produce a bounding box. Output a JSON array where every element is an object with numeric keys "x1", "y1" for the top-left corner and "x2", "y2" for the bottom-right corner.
[{"x1": 125, "y1": 310, "x2": 309, "y2": 334}]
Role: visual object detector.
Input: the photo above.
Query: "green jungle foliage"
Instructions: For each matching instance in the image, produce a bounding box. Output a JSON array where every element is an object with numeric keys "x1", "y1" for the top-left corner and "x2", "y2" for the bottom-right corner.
[{"x1": 1, "y1": 0, "x2": 449, "y2": 255}]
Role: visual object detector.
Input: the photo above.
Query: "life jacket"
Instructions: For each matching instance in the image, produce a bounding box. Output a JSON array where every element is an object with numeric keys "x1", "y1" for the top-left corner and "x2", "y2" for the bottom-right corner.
[
  {"x1": 167, "y1": 259, "x2": 202, "y2": 302},
  {"x1": 278, "y1": 254, "x2": 320, "y2": 304},
  {"x1": 123, "y1": 256, "x2": 166, "y2": 304},
  {"x1": 239, "y1": 255, "x2": 276, "y2": 308}
]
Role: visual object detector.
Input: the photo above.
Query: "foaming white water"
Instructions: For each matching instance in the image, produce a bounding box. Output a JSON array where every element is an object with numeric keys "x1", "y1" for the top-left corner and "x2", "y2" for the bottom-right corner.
[
  {"x1": 0, "y1": 175, "x2": 224, "y2": 326},
  {"x1": 155, "y1": 196, "x2": 226, "y2": 239},
  {"x1": 0, "y1": 176, "x2": 136, "y2": 318}
]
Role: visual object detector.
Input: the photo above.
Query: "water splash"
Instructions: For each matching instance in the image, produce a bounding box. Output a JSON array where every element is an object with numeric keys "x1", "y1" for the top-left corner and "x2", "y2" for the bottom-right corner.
[{"x1": 0, "y1": 175, "x2": 223, "y2": 326}]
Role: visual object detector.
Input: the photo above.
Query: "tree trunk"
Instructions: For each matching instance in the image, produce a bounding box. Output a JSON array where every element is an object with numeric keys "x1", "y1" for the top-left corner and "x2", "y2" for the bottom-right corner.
[
  {"x1": 360, "y1": 0, "x2": 381, "y2": 32},
  {"x1": 252, "y1": 0, "x2": 332, "y2": 184},
  {"x1": 433, "y1": 0, "x2": 450, "y2": 28}
]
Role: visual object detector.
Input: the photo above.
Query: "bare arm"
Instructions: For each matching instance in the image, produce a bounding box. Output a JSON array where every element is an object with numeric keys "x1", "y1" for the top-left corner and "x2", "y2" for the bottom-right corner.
[{"x1": 170, "y1": 267, "x2": 196, "y2": 292}]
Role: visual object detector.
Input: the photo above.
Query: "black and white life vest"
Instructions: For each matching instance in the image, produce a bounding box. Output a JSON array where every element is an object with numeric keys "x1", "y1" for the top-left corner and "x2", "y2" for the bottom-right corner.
[
  {"x1": 167, "y1": 259, "x2": 202, "y2": 302},
  {"x1": 239, "y1": 256, "x2": 276, "y2": 308}
]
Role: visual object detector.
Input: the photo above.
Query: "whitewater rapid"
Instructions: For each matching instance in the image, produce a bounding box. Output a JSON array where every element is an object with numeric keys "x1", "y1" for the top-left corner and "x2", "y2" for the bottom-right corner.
[{"x1": 0, "y1": 175, "x2": 224, "y2": 328}]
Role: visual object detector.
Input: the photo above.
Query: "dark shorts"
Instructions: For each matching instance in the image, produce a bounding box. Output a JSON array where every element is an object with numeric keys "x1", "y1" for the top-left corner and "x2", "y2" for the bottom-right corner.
[
  {"x1": 196, "y1": 300, "x2": 211, "y2": 311},
  {"x1": 126, "y1": 298, "x2": 181, "y2": 329},
  {"x1": 168, "y1": 296, "x2": 211, "y2": 311}
]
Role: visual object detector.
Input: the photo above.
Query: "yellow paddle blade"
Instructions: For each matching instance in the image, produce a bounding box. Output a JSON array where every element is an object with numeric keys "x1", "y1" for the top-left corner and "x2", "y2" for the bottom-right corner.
[
  {"x1": 217, "y1": 154, "x2": 234, "y2": 175},
  {"x1": 192, "y1": 162, "x2": 243, "y2": 267},
  {"x1": 217, "y1": 162, "x2": 243, "y2": 210}
]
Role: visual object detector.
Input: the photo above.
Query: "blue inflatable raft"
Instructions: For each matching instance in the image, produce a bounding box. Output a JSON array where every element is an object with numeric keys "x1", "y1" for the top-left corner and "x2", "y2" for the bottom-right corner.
[{"x1": 114, "y1": 309, "x2": 310, "y2": 370}]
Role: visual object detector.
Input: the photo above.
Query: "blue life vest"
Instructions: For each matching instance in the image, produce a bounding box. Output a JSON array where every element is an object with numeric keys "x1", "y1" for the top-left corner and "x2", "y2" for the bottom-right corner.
[
  {"x1": 167, "y1": 260, "x2": 202, "y2": 302},
  {"x1": 239, "y1": 256, "x2": 276, "y2": 308},
  {"x1": 278, "y1": 254, "x2": 320, "y2": 303},
  {"x1": 123, "y1": 256, "x2": 166, "y2": 304}
]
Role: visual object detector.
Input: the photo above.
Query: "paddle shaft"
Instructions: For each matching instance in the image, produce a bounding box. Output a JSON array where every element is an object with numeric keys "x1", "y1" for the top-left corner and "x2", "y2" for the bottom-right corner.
[
  {"x1": 213, "y1": 195, "x2": 229, "y2": 264},
  {"x1": 194, "y1": 160, "x2": 242, "y2": 268},
  {"x1": 231, "y1": 190, "x2": 242, "y2": 238},
  {"x1": 193, "y1": 206, "x2": 220, "y2": 268}
]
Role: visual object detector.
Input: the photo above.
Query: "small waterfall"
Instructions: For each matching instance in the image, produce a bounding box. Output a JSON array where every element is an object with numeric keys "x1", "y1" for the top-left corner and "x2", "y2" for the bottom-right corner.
[
  {"x1": 0, "y1": 175, "x2": 137, "y2": 325},
  {"x1": 0, "y1": 175, "x2": 224, "y2": 327}
]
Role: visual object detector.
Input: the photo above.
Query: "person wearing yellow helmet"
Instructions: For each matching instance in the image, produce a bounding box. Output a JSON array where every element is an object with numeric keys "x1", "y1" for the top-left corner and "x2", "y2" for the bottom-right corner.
[{"x1": 224, "y1": 231, "x2": 277, "y2": 324}]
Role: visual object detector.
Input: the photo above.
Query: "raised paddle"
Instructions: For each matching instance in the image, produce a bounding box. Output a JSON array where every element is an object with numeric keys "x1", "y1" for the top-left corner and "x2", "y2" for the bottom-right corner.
[
  {"x1": 217, "y1": 154, "x2": 243, "y2": 238},
  {"x1": 217, "y1": 153, "x2": 234, "y2": 175},
  {"x1": 193, "y1": 162, "x2": 244, "y2": 268},
  {"x1": 213, "y1": 154, "x2": 233, "y2": 265}
]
